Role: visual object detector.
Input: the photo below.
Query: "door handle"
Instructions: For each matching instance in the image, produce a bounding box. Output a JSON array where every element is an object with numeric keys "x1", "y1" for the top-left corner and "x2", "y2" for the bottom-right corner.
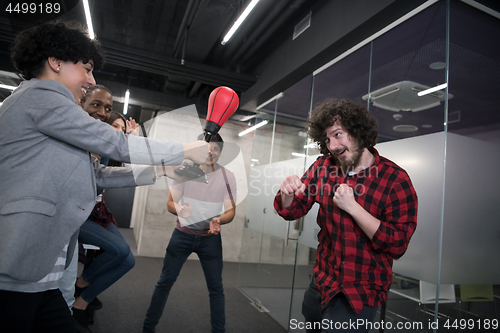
[
  {"x1": 284, "y1": 220, "x2": 299, "y2": 246},
  {"x1": 285, "y1": 220, "x2": 291, "y2": 246}
]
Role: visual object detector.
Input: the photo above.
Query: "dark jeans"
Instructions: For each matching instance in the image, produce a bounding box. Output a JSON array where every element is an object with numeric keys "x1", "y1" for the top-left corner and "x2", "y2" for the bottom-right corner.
[
  {"x1": 302, "y1": 283, "x2": 378, "y2": 333},
  {"x1": 0, "y1": 289, "x2": 75, "y2": 333},
  {"x1": 78, "y1": 220, "x2": 135, "y2": 303},
  {"x1": 143, "y1": 229, "x2": 225, "y2": 333},
  {"x1": 302, "y1": 283, "x2": 323, "y2": 333}
]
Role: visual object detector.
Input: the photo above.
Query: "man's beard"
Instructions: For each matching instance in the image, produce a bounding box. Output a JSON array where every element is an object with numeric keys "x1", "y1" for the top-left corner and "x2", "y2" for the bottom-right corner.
[{"x1": 332, "y1": 144, "x2": 364, "y2": 174}]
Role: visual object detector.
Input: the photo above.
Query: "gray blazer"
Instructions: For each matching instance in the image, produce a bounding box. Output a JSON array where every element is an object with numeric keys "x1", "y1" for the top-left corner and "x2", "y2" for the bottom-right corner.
[{"x1": 0, "y1": 79, "x2": 184, "y2": 284}]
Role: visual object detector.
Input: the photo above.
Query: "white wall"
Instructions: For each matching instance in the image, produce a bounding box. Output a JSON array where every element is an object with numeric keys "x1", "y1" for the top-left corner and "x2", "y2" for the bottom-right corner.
[{"x1": 242, "y1": 131, "x2": 500, "y2": 284}]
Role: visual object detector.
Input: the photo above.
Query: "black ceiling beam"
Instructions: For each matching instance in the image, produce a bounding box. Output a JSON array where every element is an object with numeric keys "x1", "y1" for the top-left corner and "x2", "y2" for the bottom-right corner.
[
  {"x1": 232, "y1": 0, "x2": 309, "y2": 67},
  {"x1": 102, "y1": 41, "x2": 256, "y2": 92},
  {"x1": 214, "y1": 0, "x2": 294, "y2": 68},
  {"x1": 172, "y1": 0, "x2": 200, "y2": 57}
]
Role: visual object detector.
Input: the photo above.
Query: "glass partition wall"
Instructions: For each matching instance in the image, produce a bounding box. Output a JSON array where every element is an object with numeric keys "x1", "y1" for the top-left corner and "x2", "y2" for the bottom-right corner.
[
  {"x1": 237, "y1": 75, "x2": 315, "y2": 329},
  {"x1": 238, "y1": 1, "x2": 499, "y2": 332}
]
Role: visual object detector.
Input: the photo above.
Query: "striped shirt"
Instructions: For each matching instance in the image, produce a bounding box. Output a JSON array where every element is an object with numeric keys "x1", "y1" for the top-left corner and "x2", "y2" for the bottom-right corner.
[
  {"x1": 0, "y1": 244, "x2": 68, "y2": 293},
  {"x1": 274, "y1": 148, "x2": 418, "y2": 313}
]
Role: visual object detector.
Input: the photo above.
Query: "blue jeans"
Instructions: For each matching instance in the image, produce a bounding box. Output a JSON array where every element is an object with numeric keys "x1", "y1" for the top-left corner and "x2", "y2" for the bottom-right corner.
[
  {"x1": 78, "y1": 220, "x2": 135, "y2": 303},
  {"x1": 143, "y1": 229, "x2": 225, "y2": 333}
]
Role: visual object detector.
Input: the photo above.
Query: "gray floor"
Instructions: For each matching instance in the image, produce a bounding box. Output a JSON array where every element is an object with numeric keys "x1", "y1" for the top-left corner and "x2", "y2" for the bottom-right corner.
[
  {"x1": 82, "y1": 228, "x2": 286, "y2": 333},
  {"x1": 84, "y1": 229, "x2": 499, "y2": 333},
  {"x1": 239, "y1": 286, "x2": 500, "y2": 333}
]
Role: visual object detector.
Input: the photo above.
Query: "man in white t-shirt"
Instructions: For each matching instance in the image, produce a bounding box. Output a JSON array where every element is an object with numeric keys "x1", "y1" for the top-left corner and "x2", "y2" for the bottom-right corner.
[{"x1": 143, "y1": 132, "x2": 237, "y2": 333}]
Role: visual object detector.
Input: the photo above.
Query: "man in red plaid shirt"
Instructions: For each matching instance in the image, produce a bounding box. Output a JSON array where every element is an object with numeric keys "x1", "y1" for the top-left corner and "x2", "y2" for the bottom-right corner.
[{"x1": 274, "y1": 99, "x2": 418, "y2": 332}]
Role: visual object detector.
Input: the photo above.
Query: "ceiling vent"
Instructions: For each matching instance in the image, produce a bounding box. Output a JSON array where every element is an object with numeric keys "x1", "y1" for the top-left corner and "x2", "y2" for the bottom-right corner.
[{"x1": 362, "y1": 80, "x2": 453, "y2": 112}]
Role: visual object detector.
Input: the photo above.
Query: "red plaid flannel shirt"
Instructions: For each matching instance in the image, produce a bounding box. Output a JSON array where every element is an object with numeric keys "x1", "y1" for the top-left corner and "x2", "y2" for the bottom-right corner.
[{"x1": 274, "y1": 148, "x2": 418, "y2": 313}]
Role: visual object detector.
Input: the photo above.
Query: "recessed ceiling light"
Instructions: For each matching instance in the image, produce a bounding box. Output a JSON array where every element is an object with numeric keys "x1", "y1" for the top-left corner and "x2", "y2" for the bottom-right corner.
[
  {"x1": 238, "y1": 120, "x2": 268, "y2": 136},
  {"x1": 421, "y1": 124, "x2": 433, "y2": 128},
  {"x1": 0, "y1": 84, "x2": 17, "y2": 90},
  {"x1": 393, "y1": 125, "x2": 418, "y2": 132},
  {"x1": 429, "y1": 62, "x2": 446, "y2": 70},
  {"x1": 417, "y1": 83, "x2": 447, "y2": 97}
]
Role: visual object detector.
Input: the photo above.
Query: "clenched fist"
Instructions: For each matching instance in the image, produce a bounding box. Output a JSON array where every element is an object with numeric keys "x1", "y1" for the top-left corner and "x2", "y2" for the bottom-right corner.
[
  {"x1": 183, "y1": 141, "x2": 210, "y2": 165},
  {"x1": 280, "y1": 175, "x2": 306, "y2": 208},
  {"x1": 332, "y1": 183, "x2": 356, "y2": 213},
  {"x1": 209, "y1": 217, "x2": 221, "y2": 235},
  {"x1": 280, "y1": 175, "x2": 306, "y2": 196},
  {"x1": 178, "y1": 201, "x2": 193, "y2": 218}
]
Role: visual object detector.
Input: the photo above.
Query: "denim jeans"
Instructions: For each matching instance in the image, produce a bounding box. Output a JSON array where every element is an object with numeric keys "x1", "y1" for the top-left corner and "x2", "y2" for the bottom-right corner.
[
  {"x1": 302, "y1": 283, "x2": 323, "y2": 333},
  {"x1": 78, "y1": 220, "x2": 135, "y2": 303},
  {"x1": 302, "y1": 283, "x2": 378, "y2": 333},
  {"x1": 143, "y1": 228, "x2": 224, "y2": 333},
  {"x1": 321, "y1": 292, "x2": 377, "y2": 333}
]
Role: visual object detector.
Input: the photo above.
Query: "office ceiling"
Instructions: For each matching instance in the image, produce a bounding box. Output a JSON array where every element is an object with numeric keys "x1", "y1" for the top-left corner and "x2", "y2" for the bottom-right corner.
[
  {"x1": 1, "y1": 0, "x2": 499, "y2": 142},
  {"x1": 258, "y1": 0, "x2": 500, "y2": 141},
  {"x1": 0, "y1": 0, "x2": 316, "y2": 120}
]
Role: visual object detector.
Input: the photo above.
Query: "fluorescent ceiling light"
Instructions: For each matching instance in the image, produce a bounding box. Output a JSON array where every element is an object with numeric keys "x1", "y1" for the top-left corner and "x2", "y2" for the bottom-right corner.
[
  {"x1": 238, "y1": 120, "x2": 268, "y2": 136},
  {"x1": 256, "y1": 92, "x2": 284, "y2": 110},
  {"x1": 82, "y1": 0, "x2": 95, "y2": 39},
  {"x1": 239, "y1": 114, "x2": 256, "y2": 122},
  {"x1": 0, "y1": 84, "x2": 17, "y2": 91},
  {"x1": 123, "y1": 89, "x2": 130, "y2": 115},
  {"x1": 292, "y1": 152, "x2": 307, "y2": 158},
  {"x1": 417, "y1": 83, "x2": 447, "y2": 97},
  {"x1": 221, "y1": 0, "x2": 260, "y2": 45}
]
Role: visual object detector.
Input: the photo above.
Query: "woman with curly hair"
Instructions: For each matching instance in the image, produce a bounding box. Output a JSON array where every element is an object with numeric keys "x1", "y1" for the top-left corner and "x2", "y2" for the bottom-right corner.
[{"x1": 0, "y1": 20, "x2": 208, "y2": 332}]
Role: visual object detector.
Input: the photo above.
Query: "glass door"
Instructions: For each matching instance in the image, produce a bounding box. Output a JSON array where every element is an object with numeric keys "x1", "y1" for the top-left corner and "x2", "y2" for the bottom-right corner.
[{"x1": 238, "y1": 76, "x2": 313, "y2": 331}]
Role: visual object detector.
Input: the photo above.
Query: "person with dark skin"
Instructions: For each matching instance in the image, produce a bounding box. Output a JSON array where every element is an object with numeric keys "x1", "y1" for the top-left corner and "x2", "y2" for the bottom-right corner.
[
  {"x1": 80, "y1": 85, "x2": 113, "y2": 122},
  {"x1": 71, "y1": 91, "x2": 143, "y2": 332},
  {"x1": 80, "y1": 85, "x2": 139, "y2": 135}
]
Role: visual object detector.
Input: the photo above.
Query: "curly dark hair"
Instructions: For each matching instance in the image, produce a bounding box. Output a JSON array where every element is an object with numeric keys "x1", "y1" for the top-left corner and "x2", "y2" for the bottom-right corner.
[
  {"x1": 308, "y1": 99, "x2": 378, "y2": 155},
  {"x1": 11, "y1": 20, "x2": 104, "y2": 80}
]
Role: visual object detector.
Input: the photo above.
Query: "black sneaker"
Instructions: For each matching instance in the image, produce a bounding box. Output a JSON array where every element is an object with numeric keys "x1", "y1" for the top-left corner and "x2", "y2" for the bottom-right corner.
[
  {"x1": 72, "y1": 308, "x2": 92, "y2": 333},
  {"x1": 74, "y1": 285, "x2": 86, "y2": 297},
  {"x1": 87, "y1": 297, "x2": 103, "y2": 310}
]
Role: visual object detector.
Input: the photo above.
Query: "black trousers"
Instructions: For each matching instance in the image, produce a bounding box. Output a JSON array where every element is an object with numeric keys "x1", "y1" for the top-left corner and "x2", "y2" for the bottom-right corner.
[
  {"x1": 302, "y1": 282, "x2": 324, "y2": 333},
  {"x1": 302, "y1": 283, "x2": 378, "y2": 333},
  {"x1": 0, "y1": 289, "x2": 75, "y2": 333}
]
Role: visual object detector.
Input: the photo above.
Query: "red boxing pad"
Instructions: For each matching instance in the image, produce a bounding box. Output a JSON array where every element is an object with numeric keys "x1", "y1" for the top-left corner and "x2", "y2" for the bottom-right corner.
[{"x1": 206, "y1": 87, "x2": 239, "y2": 127}]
